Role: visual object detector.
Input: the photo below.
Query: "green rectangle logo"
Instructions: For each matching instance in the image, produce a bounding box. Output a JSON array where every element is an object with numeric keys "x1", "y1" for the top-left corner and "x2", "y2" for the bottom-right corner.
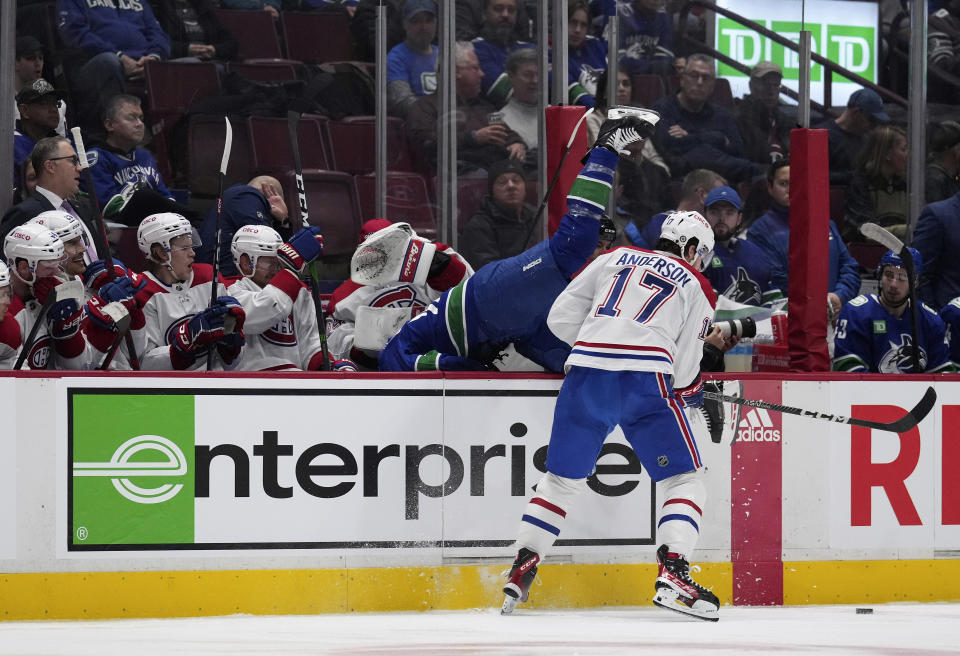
[{"x1": 71, "y1": 394, "x2": 195, "y2": 547}]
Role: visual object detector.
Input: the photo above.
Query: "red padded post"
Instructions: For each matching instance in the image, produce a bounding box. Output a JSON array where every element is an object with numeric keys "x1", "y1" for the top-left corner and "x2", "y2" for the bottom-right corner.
[
  {"x1": 788, "y1": 128, "x2": 831, "y2": 371},
  {"x1": 545, "y1": 106, "x2": 589, "y2": 236}
]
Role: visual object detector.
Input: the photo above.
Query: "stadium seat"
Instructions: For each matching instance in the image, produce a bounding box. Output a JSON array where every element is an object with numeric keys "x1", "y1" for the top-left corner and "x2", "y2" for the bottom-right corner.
[
  {"x1": 456, "y1": 178, "x2": 490, "y2": 233},
  {"x1": 214, "y1": 9, "x2": 283, "y2": 60},
  {"x1": 829, "y1": 186, "x2": 847, "y2": 223},
  {"x1": 248, "y1": 115, "x2": 332, "y2": 174},
  {"x1": 354, "y1": 173, "x2": 437, "y2": 240},
  {"x1": 631, "y1": 74, "x2": 667, "y2": 106},
  {"x1": 281, "y1": 170, "x2": 361, "y2": 257},
  {"x1": 710, "y1": 78, "x2": 735, "y2": 108},
  {"x1": 186, "y1": 115, "x2": 252, "y2": 198},
  {"x1": 228, "y1": 61, "x2": 301, "y2": 82},
  {"x1": 281, "y1": 11, "x2": 354, "y2": 64},
  {"x1": 846, "y1": 241, "x2": 887, "y2": 271},
  {"x1": 144, "y1": 61, "x2": 220, "y2": 120},
  {"x1": 326, "y1": 116, "x2": 413, "y2": 174}
]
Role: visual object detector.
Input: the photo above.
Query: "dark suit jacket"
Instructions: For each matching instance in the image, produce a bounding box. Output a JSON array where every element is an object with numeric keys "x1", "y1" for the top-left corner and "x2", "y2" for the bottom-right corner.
[{"x1": 0, "y1": 191, "x2": 99, "y2": 244}]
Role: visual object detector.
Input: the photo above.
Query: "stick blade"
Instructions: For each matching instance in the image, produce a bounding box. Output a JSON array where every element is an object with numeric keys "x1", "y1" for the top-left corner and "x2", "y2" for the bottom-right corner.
[
  {"x1": 859, "y1": 222, "x2": 904, "y2": 253},
  {"x1": 890, "y1": 385, "x2": 937, "y2": 433}
]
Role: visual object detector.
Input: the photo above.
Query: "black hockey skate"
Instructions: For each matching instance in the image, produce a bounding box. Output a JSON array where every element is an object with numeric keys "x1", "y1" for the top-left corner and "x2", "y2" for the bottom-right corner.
[
  {"x1": 652, "y1": 545, "x2": 719, "y2": 622},
  {"x1": 590, "y1": 106, "x2": 660, "y2": 159},
  {"x1": 501, "y1": 548, "x2": 540, "y2": 615}
]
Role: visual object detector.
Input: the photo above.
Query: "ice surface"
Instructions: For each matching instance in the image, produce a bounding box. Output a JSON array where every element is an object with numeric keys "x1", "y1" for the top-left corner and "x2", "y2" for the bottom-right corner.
[{"x1": 1, "y1": 603, "x2": 957, "y2": 655}]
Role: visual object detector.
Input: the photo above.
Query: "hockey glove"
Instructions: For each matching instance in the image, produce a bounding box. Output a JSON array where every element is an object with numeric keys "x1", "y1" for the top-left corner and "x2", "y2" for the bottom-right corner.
[
  {"x1": 33, "y1": 276, "x2": 63, "y2": 305},
  {"x1": 278, "y1": 226, "x2": 324, "y2": 276},
  {"x1": 47, "y1": 297, "x2": 84, "y2": 340},
  {"x1": 215, "y1": 295, "x2": 246, "y2": 337},
  {"x1": 331, "y1": 358, "x2": 358, "y2": 372},
  {"x1": 171, "y1": 305, "x2": 228, "y2": 354},
  {"x1": 84, "y1": 296, "x2": 131, "y2": 352},
  {"x1": 216, "y1": 332, "x2": 245, "y2": 366},
  {"x1": 83, "y1": 259, "x2": 130, "y2": 291}
]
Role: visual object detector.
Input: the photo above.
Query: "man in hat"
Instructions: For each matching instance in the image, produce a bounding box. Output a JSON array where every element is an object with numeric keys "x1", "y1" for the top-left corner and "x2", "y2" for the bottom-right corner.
[
  {"x1": 13, "y1": 36, "x2": 66, "y2": 137},
  {"x1": 736, "y1": 61, "x2": 793, "y2": 165},
  {"x1": 815, "y1": 87, "x2": 889, "y2": 185},
  {"x1": 13, "y1": 79, "x2": 65, "y2": 190},
  {"x1": 460, "y1": 159, "x2": 537, "y2": 269},
  {"x1": 700, "y1": 185, "x2": 782, "y2": 308},
  {"x1": 387, "y1": 0, "x2": 438, "y2": 119}
]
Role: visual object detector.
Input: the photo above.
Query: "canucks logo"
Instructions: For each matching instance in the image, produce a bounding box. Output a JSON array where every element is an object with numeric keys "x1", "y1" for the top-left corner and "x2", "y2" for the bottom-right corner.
[
  {"x1": 723, "y1": 267, "x2": 762, "y2": 306},
  {"x1": 878, "y1": 334, "x2": 927, "y2": 373}
]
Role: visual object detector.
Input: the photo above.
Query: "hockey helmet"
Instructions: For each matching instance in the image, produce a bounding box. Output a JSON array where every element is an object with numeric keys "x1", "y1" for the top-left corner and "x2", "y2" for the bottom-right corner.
[
  {"x1": 29, "y1": 210, "x2": 86, "y2": 245},
  {"x1": 3, "y1": 222, "x2": 65, "y2": 283},
  {"x1": 231, "y1": 224, "x2": 282, "y2": 275},
  {"x1": 876, "y1": 248, "x2": 922, "y2": 280},
  {"x1": 599, "y1": 215, "x2": 617, "y2": 244},
  {"x1": 0, "y1": 261, "x2": 10, "y2": 288},
  {"x1": 659, "y1": 210, "x2": 714, "y2": 271},
  {"x1": 137, "y1": 213, "x2": 195, "y2": 262}
]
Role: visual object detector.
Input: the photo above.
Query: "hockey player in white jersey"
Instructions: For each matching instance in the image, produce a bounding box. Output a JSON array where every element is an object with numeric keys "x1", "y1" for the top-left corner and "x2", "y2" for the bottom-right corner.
[
  {"x1": 326, "y1": 219, "x2": 473, "y2": 368},
  {"x1": 502, "y1": 210, "x2": 721, "y2": 621},
  {"x1": 28, "y1": 210, "x2": 93, "y2": 279},
  {"x1": 129, "y1": 213, "x2": 248, "y2": 371},
  {"x1": 3, "y1": 223, "x2": 88, "y2": 369},
  {"x1": 226, "y1": 224, "x2": 333, "y2": 371},
  {"x1": 0, "y1": 262, "x2": 21, "y2": 369}
]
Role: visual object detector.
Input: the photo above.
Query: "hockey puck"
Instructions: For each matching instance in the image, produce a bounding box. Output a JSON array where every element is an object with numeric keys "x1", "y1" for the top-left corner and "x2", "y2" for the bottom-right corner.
[{"x1": 856, "y1": 608, "x2": 873, "y2": 615}]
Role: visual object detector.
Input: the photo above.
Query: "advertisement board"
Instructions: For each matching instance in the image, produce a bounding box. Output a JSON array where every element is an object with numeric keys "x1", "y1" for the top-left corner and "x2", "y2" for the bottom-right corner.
[
  {"x1": 715, "y1": 0, "x2": 879, "y2": 106},
  {"x1": 65, "y1": 378, "x2": 656, "y2": 555},
  {"x1": 0, "y1": 378, "x2": 15, "y2": 559}
]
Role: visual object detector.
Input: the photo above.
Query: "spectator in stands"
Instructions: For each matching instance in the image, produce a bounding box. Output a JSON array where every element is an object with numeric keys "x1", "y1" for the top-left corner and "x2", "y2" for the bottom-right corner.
[
  {"x1": 652, "y1": 54, "x2": 761, "y2": 184},
  {"x1": 736, "y1": 61, "x2": 792, "y2": 166},
  {"x1": 0, "y1": 136, "x2": 98, "y2": 243},
  {"x1": 460, "y1": 159, "x2": 538, "y2": 269},
  {"x1": 625, "y1": 167, "x2": 725, "y2": 248},
  {"x1": 834, "y1": 248, "x2": 955, "y2": 373},
  {"x1": 913, "y1": 190, "x2": 960, "y2": 309},
  {"x1": 499, "y1": 48, "x2": 539, "y2": 155},
  {"x1": 13, "y1": 159, "x2": 39, "y2": 207},
  {"x1": 407, "y1": 41, "x2": 526, "y2": 175},
  {"x1": 925, "y1": 120, "x2": 960, "y2": 204},
  {"x1": 565, "y1": 0, "x2": 607, "y2": 107},
  {"x1": 585, "y1": 68, "x2": 633, "y2": 143},
  {"x1": 57, "y1": 0, "x2": 171, "y2": 133},
  {"x1": 842, "y1": 125, "x2": 909, "y2": 242},
  {"x1": 472, "y1": 0, "x2": 535, "y2": 107},
  {"x1": 617, "y1": 0, "x2": 675, "y2": 76},
  {"x1": 13, "y1": 36, "x2": 66, "y2": 138},
  {"x1": 747, "y1": 160, "x2": 861, "y2": 321},
  {"x1": 456, "y1": 0, "x2": 536, "y2": 42},
  {"x1": 609, "y1": 161, "x2": 671, "y2": 244},
  {"x1": 86, "y1": 94, "x2": 173, "y2": 213},
  {"x1": 218, "y1": 0, "x2": 280, "y2": 20},
  {"x1": 816, "y1": 88, "x2": 887, "y2": 185},
  {"x1": 149, "y1": 0, "x2": 239, "y2": 63},
  {"x1": 196, "y1": 176, "x2": 290, "y2": 277},
  {"x1": 700, "y1": 185, "x2": 782, "y2": 307},
  {"x1": 386, "y1": 0, "x2": 438, "y2": 119},
  {"x1": 353, "y1": 0, "x2": 405, "y2": 61},
  {"x1": 13, "y1": 80, "x2": 63, "y2": 190},
  {"x1": 928, "y1": 1, "x2": 960, "y2": 103}
]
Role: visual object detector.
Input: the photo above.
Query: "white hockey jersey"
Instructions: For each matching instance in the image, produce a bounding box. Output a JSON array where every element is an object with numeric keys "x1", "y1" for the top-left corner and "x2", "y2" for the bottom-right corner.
[
  {"x1": 227, "y1": 272, "x2": 324, "y2": 371},
  {"x1": 6, "y1": 292, "x2": 89, "y2": 370},
  {"x1": 547, "y1": 247, "x2": 717, "y2": 392},
  {"x1": 0, "y1": 312, "x2": 22, "y2": 369},
  {"x1": 326, "y1": 243, "x2": 473, "y2": 364}
]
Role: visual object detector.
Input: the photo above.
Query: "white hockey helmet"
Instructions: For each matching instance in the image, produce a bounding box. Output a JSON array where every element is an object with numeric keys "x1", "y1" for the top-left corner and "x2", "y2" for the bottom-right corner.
[
  {"x1": 659, "y1": 210, "x2": 715, "y2": 271},
  {"x1": 231, "y1": 224, "x2": 282, "y2": 275},
  {"x1": 0, "y1": 260, "x2": 10, "y2": 288},
  {"x1": 138, "y1": 212, "x2": 194, "y2": 262},
  {"x1": 28, "y1": 210, "x2": 86, "y2": 245},
  {"x1": 3, "y1": 222, "x2": 66, "y2": 283}
]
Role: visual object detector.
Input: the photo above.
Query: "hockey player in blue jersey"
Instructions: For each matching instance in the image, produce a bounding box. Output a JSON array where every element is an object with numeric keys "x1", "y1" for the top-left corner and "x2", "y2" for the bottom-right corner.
[
  {"x1": 700, "y1": 186, "x2": 782, "y2": 307},
  {"x1": 375, "y1": 107, "x2": 661, "y2": 373},
  {"x1": 833, "y1": 248, "x2": 956, "y2": 373}
]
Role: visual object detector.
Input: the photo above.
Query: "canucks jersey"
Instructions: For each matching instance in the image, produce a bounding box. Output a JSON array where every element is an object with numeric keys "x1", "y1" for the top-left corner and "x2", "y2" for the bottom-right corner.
[
  {"x1": 704, "y1": 238, "x2": 783, "y2": 307},
  {"x1": 547, "y1": 247, "x2": 716, "y2": 393},
  {"x1": 833, "y1": 294, "x2": 955, "y2": 373},
  {"x1": 938, "y1": 297, "x2": 960, "y2": 364}
]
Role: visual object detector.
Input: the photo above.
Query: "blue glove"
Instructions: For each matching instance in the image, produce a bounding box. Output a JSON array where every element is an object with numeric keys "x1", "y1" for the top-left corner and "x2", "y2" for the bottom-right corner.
[
  {"x1": 47, "y1": 298, "x2": 83, "y2": 340},
  {"x1": 83, "y1": 259, "x2": 129, "y2": 291},
  {"x1": 214, "y1": 295, "x2": 246, "y2": 337},
  {"x1": 171, "y1": 305, "x2": 229, "y2": 353},
  {"x1": 99, "y1": 275, "x2": 147, "y2": 307},
  {"x1": 216, "y1": 331, "x2": 245, "y2": 365},
  {"x1": 278, "y1": 226, "x2": 324, "y2": 276}
]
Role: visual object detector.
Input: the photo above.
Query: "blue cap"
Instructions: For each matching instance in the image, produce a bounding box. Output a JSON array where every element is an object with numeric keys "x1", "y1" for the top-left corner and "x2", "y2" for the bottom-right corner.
[
  {"x1": 704, "y1": 185, "x2": 742, "y2": 211},
  {"x1": 848, "y1": 88, "x2": 889, "y2": 122},
  {"x1": 404, "y1": 0, "x2": 436, "y2": 19}
]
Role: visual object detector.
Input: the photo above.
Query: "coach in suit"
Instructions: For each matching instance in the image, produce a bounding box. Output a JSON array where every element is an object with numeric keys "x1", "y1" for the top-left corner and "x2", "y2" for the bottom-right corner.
[{"x1": 1, "y1": 135, "x2": 98, "y2": 243}]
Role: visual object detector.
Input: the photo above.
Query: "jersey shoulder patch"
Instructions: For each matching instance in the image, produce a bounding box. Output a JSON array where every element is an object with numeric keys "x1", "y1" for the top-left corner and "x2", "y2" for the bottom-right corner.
[{"x1": 848, "y1": 294, "x2": 870, "y2": 307}]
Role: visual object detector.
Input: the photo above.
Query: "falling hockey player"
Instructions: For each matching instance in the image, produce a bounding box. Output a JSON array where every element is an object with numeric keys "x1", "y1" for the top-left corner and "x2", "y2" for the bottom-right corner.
[{"x1": 502, "y1": 209, "x2": 721, "y2": 622}]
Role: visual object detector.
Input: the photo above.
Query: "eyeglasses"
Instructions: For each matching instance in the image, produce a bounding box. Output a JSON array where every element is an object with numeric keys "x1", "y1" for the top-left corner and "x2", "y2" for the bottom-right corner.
[
  {"x1": 683, "y1": 71, "x2": 715, "y2": 83},
  {"x1": 47, "y1": 155, "x2": 80, "y2": 166}
]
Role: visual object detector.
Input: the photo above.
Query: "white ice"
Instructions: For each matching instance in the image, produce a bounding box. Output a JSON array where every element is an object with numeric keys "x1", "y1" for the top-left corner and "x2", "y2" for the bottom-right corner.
[{"x1": 1, "y1": 603, "x2": 957, "y2": 655}]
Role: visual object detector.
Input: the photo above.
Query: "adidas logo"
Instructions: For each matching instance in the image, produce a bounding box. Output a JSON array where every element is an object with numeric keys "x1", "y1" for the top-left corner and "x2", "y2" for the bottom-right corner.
[{"x1": 737, "y1": 408, "x2": 781, "y2": 442}]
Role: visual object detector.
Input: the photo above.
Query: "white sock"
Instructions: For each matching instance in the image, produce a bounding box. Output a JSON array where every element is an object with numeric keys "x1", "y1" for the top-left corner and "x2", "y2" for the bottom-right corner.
[
  {"x1": 657, "y1": 470, "x2": 706, "y2": 558},
  {"x1": 516, "y1": 472, "x2": 586, "y2": 556}
]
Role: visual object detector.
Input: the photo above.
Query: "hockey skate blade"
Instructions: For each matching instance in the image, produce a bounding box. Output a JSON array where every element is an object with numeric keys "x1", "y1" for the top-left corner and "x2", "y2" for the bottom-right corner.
[
  {"x1": 652, "y1": 588, "x2": 719, "y2": 622},
  {"x1": 501, "y1": 595, "x2": 520, "y2": 615},
  {"x1": 607, "y1": 105, "x2": 661, "y2": 126}
]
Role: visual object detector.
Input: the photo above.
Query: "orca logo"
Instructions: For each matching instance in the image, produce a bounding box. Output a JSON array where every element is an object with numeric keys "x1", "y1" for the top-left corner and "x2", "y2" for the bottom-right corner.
[
  {"x1": 73, "y1": 435, "x2": 188, "y2": 504},
  {"x1": 737, "y1": 408, "x2": 781, "y2": 442}
]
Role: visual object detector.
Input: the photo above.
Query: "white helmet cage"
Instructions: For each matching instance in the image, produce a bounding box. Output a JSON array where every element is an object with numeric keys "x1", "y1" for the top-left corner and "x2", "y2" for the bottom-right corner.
[
  {"x1": 29, "y1": 210, "x2": 87, "y2": 246},
  {"x1": 231, "y1": 224, "x2": 282, "y2": 276},
  {"x1": 137, "y1": 213, "x2": 195, "y2": 263},
  {"x1": 659, "y1": 210, "x2": 715, "y2": 271},
  {"x1": 3, "y1": 223, "x2": 66, "y2": 284}
]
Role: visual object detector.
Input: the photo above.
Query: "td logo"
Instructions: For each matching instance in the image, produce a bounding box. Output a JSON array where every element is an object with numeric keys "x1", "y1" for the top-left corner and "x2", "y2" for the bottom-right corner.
[{"x1": 73, "y1": 435, "x2": 188, "y2": 504}]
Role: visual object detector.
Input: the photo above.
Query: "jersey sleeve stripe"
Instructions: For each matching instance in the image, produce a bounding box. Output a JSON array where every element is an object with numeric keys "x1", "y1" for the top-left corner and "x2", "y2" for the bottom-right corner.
[
  {"x1": 570, "y1": 348, "x2": 672, "y2": 364},
  {"x1": 415, "y1": 350, "x2": 440, "y2": 371},
  {"x1": 444, "y1": 279, "x2": 468, "y2": 357}
]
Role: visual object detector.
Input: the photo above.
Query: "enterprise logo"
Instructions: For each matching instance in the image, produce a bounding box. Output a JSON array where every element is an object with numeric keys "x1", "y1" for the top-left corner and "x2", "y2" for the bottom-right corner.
[{"x1": 73, "y1": 435, "x2": 188, "y2": 504}]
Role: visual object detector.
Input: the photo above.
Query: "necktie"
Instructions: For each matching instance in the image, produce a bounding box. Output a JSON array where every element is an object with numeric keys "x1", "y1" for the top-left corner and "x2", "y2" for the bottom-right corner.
[{"x1": 60, "y1": 200, "x2": 81, "y2": 220}]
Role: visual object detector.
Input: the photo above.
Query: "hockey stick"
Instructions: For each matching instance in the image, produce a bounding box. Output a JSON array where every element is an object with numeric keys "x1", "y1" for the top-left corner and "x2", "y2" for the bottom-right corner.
[
  {"x1": 207, "y1": 116, "x2": 233, "y2": 372},
  {"x1": 14, "y1": 292, "x2": 57, "y2": 370},
  {"x1": 287, "y1": 109, "x2": 331, "y2": 371},
  {"x1": 703, "y1": 385, "x2": 937, "y2": 434},
  {"x1": 859, "y1": 222, "x2": 922, "y2": 372},
  {"x1": 70, "y1": 126, "x2": 141, "y2": 371}
]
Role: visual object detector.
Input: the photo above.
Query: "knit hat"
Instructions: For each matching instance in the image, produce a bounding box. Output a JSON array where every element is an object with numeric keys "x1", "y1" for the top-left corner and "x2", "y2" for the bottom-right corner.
[{"x1": 488, "y1": 159, "x2": 525, "y2": 194}]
